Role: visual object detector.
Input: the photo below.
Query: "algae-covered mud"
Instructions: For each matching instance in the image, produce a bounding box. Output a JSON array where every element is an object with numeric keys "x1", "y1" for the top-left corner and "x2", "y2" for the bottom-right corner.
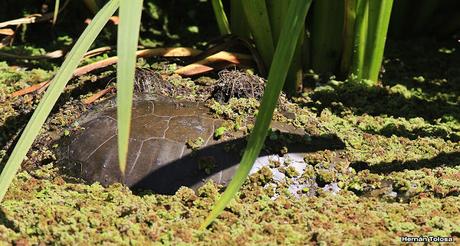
[{"x1": 0, "y1": 36, "x2": 459, "y2": 245}]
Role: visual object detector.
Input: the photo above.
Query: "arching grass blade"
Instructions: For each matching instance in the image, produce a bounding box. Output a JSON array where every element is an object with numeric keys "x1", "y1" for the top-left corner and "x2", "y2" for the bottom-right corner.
[
  {"x1": 0, "y1": 0, "x2": 119, "y2": 203},
  {"x1": 199, "y1": 0, "x2": 312, "y2": 230}
]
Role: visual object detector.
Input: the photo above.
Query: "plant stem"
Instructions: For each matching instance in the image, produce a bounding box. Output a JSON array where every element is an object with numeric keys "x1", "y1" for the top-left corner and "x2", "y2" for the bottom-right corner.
[
  {"x1": 240, "y1": 0, "x2": 274, "y2": 68},
  {"x1": 340, "y1": 0, "x2": 357, "y2": 76},
  {"x1": 211, "y1": 0, "x2": 231, "y2": 35},
  {"x1": 310, "y1": 0, "x2": 344, "y2": 74},
  {"x1": 199, "y1": 0, "x2": 312, "y2": 230},
  {"x1": 351, "y1": 0, "x2": 369, "y2": 80},
  {"x1": 267, "y1": 0, "x2": 303, "y2": 95},
  {"x1": 362, "y1": 0, "x2": 393, "y2": 82},
  {"x1": 230, "y1": 0, "x2": 251, "y2": 39}
]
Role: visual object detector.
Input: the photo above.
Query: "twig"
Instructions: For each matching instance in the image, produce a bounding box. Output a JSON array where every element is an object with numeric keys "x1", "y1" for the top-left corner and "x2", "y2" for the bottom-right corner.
[
  {"x1": 0, "y1": 50, "x2": 65, "y2": 60},
  {"x1": 0, "y1": 0, "x2": 70, "y2": 28},
  {"x1": 82, "y1": 87, "x2": 115, "y2": 104},
  {"x1": 10, "y1": 47, "x2": 254, "y2": 97}
]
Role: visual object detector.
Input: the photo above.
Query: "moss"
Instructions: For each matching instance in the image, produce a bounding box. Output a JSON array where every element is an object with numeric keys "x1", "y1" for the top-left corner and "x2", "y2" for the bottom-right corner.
[
  {"x1": 0, "y1": 37, "x2": 459, "y2": 244},
  {"x1": 2, "y1": 168, "x2": 459, "y2": 244},
  {"x1": 186, "y1": 137, "x2": 205, "y2": 150},
  {"x1": 249, "y1": 166, "x2": 273, "y2": 186},
  {"x1": 213, "y1": 126, "x2": 227, "y2": 139}
]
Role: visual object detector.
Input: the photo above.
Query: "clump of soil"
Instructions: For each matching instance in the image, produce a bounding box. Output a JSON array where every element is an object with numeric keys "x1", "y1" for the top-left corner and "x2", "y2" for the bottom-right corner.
[{"x1": 212, "y1": 69, "x2": 266, "y2": 103}]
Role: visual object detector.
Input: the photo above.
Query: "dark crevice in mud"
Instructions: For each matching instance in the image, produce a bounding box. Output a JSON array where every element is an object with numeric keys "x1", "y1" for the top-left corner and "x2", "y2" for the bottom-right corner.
[{"x1": 350, "y1": 151, "x2": 460, "y2": 174}]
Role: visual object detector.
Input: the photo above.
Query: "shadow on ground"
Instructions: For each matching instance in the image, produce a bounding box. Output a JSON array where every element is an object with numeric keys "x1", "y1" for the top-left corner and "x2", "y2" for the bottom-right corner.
[
  {"x1": 350, "y1": 151, "x2": 460, "y2": 174},
  {"x1": 0, "y1": 208, "x2": 17, "y2": 232},
  {"x1": 60, "y1": 132, "x2": 345, "y2": 195}
]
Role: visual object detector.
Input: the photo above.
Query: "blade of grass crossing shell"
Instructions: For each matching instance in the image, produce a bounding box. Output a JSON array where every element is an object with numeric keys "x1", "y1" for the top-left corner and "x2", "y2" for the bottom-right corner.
[
  {"x1": 211, "y1": 0, "x2": 230, "y2": 35},
  {"x1": 240, "y1": 0, "x2": 274, "y2": 68},
  {"x1": 362, "y1": 0, "x2": 393, "y2": 82},
  {"x1": 199, "y1": 0, "x2": 312, "y2": 230},
  {"x1": 52, "y1": 0, "x2": 60, "y2": 25},
  {"x1": 0, "y1": 0, "x2": 119, "y2": 203},
  {"x1": 117, "y1": 0, "x2": 144, "y2": 177}
]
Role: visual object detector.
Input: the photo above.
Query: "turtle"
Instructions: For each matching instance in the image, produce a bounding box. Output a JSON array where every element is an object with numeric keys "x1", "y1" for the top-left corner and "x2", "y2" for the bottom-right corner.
[
  {"x1": 57, "y1": 92, "x2": 317, "y2": 194},
  {"x1": 58, "y1": 94, "x2": 312, "y2": 194}
]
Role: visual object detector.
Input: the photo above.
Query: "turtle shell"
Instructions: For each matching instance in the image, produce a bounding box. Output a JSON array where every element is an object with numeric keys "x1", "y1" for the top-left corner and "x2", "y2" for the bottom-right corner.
[{"x1": 59, "y1": 95, "x2": 306, "y2": 194}]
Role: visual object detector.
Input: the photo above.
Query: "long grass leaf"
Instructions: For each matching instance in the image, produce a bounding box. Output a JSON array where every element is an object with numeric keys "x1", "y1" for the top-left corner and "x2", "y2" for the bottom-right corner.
[
  {"x1": 266, "y1": 0, "x2": 289, "y2": 45},
  {"x1": 351, "y1": 0, "x2": 369, "y2": 79},
  {"x1": 340, "y1": 0, "x2": 357, "y2": 75},
  {"x1": 199, "y1": 0, "x2": 312, "y2": 230},
  {"x1": 284, "y1": 31, "x2": 304, "y2": 95},
  {"x1": 0, "y1": 0, "x2": 119, "y2": 203},
  {"x1": 310, "y1": 0, "x2": 344, "y2": 74},
  {"x1": 230, "y1": 0, "x2": 250, "y2": 39},
  {"x1": 211, "y1": 0, "x2": 230, "y2": 35},
  {"x1": 266, "y1": 0, "x2": 303, "y2": 95},
  {"x1": 117, "y1": 0, "x2": 144, "y2": 176},
  {"x1": 240, "y1": 0, "x2": 274, "y2": 68},
  {"x1": 52, "y1": 0, "x2": 60, "y2": 25},
  {"x1": 362, "y1": 0, "x2": 393, "y2": 82}
]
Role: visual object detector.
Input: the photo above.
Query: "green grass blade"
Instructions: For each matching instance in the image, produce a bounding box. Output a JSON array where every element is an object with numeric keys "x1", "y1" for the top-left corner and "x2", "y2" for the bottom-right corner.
[
  {"x1": 199, "y1": 0, "x2": 312, "y2": 230},
  {"x1": 266, "y1": 0, "x2": 289, "y2": 45},
  {"x1": 52, "y1": 0, "x2": 60, "y2": 25},
  {"x1": 310, "y1": 0, "x2": 344, "y2": 74},
  {"x1": 266, "y1": 0, "x2": 303, "y2": 95},
  {"x1": 117, "y1": 0, "x2": 144, "y2": 177},
  {"x1": 362, "y1": 0, "x2": 393, "y2": 82},
  {"x1": 240, "y1": 0, "x2": 275, "y2": 68},
  {"x1": 211, "y1": 0, "x2": 230, "y2": 35},
  {"x1": 230, "y1": 0, "x2": 251, "y2": 39},
  {"x1": 0, "y1": 0, "x2": 119, "y2": 203},
  {"x1": 340, "y1": 0, "x2": 357, "y2": 75},
  {"x1": 351, "y1": 0, "x2": 369, "y2": 80},
  {"x1": 284, "y1": 31, "x2": 304, "y2": 95}
]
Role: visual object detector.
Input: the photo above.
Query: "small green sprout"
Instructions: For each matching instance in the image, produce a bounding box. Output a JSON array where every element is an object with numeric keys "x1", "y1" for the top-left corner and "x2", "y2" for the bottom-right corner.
[{"x1": 214, "y1": 126, "x2": 227, "y2": 139}]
